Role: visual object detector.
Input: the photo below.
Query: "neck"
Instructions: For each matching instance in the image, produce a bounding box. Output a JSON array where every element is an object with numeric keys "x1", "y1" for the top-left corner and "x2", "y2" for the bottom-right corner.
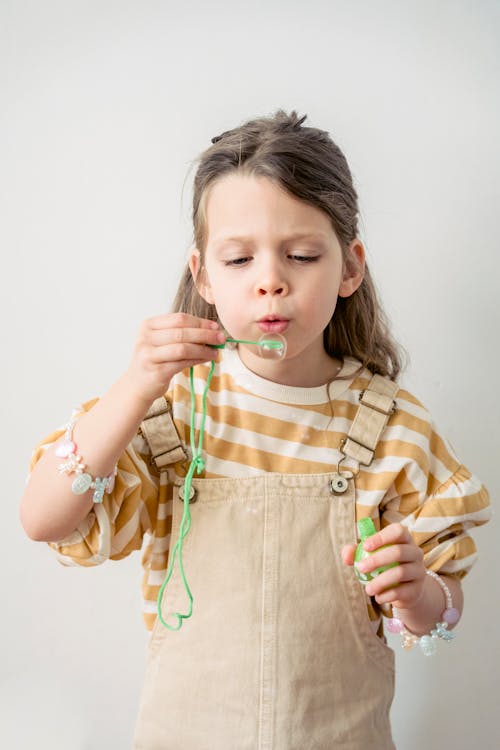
[{"x1": 238, "y1": 347, "x2": 342, "y2": 388}]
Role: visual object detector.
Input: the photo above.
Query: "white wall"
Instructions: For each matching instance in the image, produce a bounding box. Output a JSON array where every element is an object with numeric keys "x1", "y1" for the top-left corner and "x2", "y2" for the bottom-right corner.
[{"x1": 2, "y1": 1, "x2": 498, "y2": 747}]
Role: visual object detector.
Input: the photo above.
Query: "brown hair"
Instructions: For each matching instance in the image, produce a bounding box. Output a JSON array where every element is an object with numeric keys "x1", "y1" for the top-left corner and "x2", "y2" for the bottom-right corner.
[{"x1": 173, "y1": 109, "x2": 407, "y2": 380}]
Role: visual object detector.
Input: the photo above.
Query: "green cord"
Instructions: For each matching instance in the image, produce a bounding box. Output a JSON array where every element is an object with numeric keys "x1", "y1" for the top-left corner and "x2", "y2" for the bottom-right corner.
[
  {"x1": 156, "y1": 361, "x2": 216, "y2": 630},
  {"x1": 156, "y1": 335, "x2": 284, "y2": 630}
]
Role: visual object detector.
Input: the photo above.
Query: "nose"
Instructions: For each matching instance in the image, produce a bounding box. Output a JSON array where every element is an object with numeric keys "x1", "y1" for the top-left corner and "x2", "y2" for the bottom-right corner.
[
  {"x1": 254, "y1": 260, "x2": 289, "y2": 297},
  {"x1": 255, "y1": 278, "x2": 289, "y2": 296}
]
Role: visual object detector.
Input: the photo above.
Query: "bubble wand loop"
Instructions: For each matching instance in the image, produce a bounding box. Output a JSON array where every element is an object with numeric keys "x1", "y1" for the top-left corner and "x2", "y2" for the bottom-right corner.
[{"x1": 156, "y1": 334, "x2": 286, "y2": 630}]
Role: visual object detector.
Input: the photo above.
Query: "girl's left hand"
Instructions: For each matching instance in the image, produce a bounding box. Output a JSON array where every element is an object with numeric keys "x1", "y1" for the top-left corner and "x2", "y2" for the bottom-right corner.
[{"x1": 341, "y1": 523, "x2": 426, "y2": 610}]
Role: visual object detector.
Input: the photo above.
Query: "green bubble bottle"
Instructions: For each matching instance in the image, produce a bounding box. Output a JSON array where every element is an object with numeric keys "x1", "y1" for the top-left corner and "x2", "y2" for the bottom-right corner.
[{"x1": 354, "y1": 518, "x2": 399, "y2": 585}]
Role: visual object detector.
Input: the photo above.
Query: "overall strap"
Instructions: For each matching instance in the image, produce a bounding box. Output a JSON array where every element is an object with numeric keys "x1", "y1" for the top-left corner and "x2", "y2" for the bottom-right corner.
[
  {"x1": 140, "y1": 396, "x2": 188, "y2": 473},
  {"x1": 340, "y1": 373, "x2": 399, "y2": 466}
]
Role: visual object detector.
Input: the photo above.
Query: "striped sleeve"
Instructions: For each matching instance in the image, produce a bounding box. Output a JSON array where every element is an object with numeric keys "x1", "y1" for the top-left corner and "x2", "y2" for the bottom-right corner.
[
  {"x1": 380, "y1": 399, "x2": 491, "y2": 581},
  {"x1": 28, "y1": 399, "x2": 160, "y2": 567}
]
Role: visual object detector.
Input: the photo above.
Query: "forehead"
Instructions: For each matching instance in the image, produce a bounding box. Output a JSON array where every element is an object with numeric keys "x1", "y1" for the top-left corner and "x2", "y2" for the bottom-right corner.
[{"x1": 204, "y1": 173, "x2": 335, "y2": 247}]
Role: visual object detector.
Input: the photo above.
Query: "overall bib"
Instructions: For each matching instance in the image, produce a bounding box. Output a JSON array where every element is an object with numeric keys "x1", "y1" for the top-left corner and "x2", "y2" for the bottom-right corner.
[{"x1": 133, "y1": 374, "x2": 398, "y2": 750}]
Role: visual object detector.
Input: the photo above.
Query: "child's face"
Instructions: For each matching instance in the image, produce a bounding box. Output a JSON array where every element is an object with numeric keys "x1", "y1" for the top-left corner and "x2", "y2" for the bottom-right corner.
[{"x1": 190, "y1": 173, "x2": 364, "y2": 386}]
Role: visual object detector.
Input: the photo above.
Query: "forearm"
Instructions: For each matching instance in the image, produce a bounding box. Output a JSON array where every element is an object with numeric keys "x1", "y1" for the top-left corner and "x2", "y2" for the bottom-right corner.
[
  {"x1": 394, "y1": 573, "x2": 463, "y2": 636},
  {"x1": 20, "y1": 373, "x2": 156, "y2": 542}
]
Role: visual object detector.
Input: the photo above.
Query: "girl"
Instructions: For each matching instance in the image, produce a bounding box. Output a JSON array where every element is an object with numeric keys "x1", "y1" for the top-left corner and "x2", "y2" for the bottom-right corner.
[{"x1": 21, "y1": 110, "x2": 490, "y2": 749}]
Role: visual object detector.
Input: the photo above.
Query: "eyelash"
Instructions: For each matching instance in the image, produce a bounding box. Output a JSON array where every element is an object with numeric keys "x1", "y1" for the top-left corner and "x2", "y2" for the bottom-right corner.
[{"x1": 224, "y1": 255, "x2": 319, "y2": 266}]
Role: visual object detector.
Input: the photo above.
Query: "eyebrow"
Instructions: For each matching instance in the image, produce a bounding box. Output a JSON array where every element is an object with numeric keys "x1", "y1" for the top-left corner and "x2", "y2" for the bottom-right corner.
[{"x1": 213, "y1": 231, "x2": 329, "y2": 247}]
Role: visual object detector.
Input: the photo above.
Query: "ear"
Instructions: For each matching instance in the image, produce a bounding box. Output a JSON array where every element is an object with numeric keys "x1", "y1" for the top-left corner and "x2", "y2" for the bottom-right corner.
[
  {"x1": 338, "y1": 240, "x2": 366, "y2": 298},
  {"x1": 189, "y1": 246, "x2": 215, "y2": 305}
]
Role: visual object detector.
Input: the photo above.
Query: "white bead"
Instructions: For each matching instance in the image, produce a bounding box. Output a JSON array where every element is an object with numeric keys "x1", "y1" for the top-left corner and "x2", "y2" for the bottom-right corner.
[{"x1": 420, "y1": 635, "x2": 438, "y2": 656}]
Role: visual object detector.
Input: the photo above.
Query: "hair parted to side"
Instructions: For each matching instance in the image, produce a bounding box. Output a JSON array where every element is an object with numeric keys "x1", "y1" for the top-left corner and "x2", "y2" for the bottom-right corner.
[{"x1": 173, "y1": 109, "x2": 406, "y2": 380}]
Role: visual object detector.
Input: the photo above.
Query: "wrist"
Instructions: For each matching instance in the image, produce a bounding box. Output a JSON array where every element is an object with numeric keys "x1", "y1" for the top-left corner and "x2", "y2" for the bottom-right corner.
[
  {"x1": 115, "y1": 372, "x2": 160, "y2": 415},
  {"x1": 393, "y1": 573, "x2": 438, "y2": 634},
  {"x1": 388, "y1": 570, "x2": 462, "y2": 656}
]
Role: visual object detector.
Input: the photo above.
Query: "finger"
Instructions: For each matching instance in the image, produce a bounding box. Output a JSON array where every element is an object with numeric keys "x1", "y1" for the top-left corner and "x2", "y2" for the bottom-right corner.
[
  {"x1": 148, "y1": 327, "x2": 226, "y2": 348},
  {"x1": 372, "y1": 581, "x2": 423, "y2": 608},
  {"x1": 356, "y1": 543, "x2": 423, "y2": 575},
  {"x1": 147, "y1": 313, "x2": 220, "y2": 331},
  {"x1": 365, "y1": 562, "x2": 425, "y2": 598},
  {"x1": 166, "y1": 356, "x2": 222, "y2": 371},
  {"x1": 362, "y1": 522, "x2": 412, "y2": 552},
  {"x1": 149, "y1": 342, "x2": 222, "y2": 365},
  {"x1": 342, "y1": 544, "x2": 356, "y2": 566}
]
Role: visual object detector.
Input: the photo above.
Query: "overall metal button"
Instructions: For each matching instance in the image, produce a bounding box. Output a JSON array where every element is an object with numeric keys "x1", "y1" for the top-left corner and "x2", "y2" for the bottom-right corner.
[
  {"x1": 330, "y1": 474, "x2": 350, "y2": 495},
  {"x1": 178, "y1": 483, "x2": 197, "y2": 503}
]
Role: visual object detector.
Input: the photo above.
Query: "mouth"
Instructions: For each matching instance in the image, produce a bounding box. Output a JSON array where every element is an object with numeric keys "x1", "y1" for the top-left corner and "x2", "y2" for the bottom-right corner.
[{"x1": 257, "y1": 316, "x2": 290, "y2": 333}]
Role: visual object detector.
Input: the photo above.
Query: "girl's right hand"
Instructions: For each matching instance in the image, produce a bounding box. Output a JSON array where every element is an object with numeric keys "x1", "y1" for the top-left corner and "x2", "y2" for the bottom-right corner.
[{"x1": 124, "y1": 312, "x2": 226, "y2": 406}]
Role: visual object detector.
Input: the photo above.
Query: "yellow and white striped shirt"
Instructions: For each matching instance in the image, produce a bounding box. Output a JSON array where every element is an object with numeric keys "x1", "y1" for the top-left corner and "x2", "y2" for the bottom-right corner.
[{"x1": 29, "y1": 350, "x2": 491, "y2": 636}]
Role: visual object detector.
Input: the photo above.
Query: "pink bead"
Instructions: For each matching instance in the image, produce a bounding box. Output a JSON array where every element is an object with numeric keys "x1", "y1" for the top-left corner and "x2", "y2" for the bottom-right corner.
[
  {"x1": 55, "y1": 439, "x2": 76, "y2": 458},
  {"x1": 443, "y1": 607, "x2": 460, "y2": 625},
  {"x1": 387, "y1": 618, "x2": 404, "y2": 634}
]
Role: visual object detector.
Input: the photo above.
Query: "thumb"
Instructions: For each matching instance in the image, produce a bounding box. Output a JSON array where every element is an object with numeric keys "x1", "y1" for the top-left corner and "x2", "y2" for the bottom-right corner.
[{"x1": 341, "y1": 544, "x2": 356, "y2": 566}]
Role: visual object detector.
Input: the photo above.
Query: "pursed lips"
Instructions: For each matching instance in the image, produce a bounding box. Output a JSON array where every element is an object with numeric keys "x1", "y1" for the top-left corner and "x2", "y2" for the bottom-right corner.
[
  {"x1": 258, "y1": 315, "x2": 289, "y2": 322},
  {"x1": 257, "y1": 317, "x2": 290, "y2": 333}
]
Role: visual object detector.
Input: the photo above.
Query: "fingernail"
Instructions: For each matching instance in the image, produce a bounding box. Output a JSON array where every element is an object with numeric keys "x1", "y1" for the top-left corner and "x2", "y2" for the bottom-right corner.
[{"x1": 216, "y1": 332, "x2": 226, "y2": 343}]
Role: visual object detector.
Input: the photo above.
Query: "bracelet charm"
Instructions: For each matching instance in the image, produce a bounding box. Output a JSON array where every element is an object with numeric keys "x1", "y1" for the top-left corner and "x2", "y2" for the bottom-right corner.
[
  {"x1": 387, "y1": 569, "x2": 460, "y2": 656},
  {"x1": 55, "y1": 410, "x2": 117, "y2": 504},
  {"x1": 71, "y1": 473, "x2": 93, "y2": 495}
]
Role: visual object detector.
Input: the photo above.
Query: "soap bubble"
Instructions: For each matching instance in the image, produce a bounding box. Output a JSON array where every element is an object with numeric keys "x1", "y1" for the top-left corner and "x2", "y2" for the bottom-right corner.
[{"x1": 257, "y1": 333, "x2": 287, "y2": 359}]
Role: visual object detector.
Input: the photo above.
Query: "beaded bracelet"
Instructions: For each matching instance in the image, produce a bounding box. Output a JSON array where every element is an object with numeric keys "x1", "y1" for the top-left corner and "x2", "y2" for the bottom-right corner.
[
  {"x1": 55, "y1": 409, "x2": 117, "y2": 504},
  {"x1": 387, "y1": 569, "x2": 461, "y2": 656}
]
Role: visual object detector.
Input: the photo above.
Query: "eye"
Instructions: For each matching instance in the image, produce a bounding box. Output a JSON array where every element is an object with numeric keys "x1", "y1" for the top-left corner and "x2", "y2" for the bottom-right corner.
[
  {"x1": 224, "y1": 257, "x2": 251, "y2": 266},
  {"x1": 289, "y1": 255, "x2": 319, "y2": 263}
]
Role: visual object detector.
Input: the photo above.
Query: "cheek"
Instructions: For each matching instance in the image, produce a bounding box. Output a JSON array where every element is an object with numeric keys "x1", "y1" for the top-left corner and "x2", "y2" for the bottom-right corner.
[
  {"x1": 209, "y1": 285, "x2": 244, "y2": 329},
  {"x1": 201, "y1": 267, "x2": 225, "y2": 306},
  {"x1": 209, "y1": 271, "x2": 245, "y2": 303},
  {"x1": 308, "y1": 280, "x2": 340, "y2": 322}
]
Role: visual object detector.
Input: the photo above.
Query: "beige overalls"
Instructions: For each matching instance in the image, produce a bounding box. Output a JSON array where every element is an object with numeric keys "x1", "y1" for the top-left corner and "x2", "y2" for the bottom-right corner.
[{"x1": 133, "y1": 373, "x2": 399, "y2": 750}]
